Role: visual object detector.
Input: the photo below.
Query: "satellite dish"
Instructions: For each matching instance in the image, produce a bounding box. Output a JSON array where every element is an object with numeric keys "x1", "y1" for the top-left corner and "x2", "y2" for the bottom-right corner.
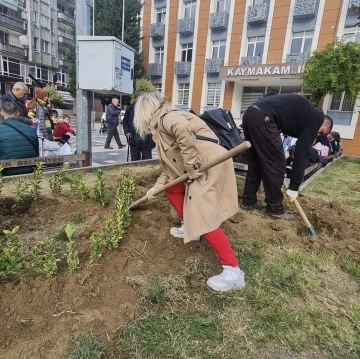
[{"x1": 19, "y1": 35, "x2": 28, "y2": 46}]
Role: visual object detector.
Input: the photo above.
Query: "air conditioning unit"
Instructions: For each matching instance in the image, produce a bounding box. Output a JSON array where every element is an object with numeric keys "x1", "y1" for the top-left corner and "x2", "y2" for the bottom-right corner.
[{"x1": 24, "y1": 78, "x2": 32, "y2": 85}]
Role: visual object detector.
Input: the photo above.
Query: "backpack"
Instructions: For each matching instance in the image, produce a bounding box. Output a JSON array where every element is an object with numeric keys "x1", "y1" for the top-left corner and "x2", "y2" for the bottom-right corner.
[{"x1": 196, "y1": 108, "x2": 247, "y2": 165}]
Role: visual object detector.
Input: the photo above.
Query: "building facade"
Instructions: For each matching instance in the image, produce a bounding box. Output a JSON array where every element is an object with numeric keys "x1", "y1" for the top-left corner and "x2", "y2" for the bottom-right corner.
[
  {"x1": 141, "y1": 0, "x2": 360, "y2": 156},
  {"x1": 0, "y1": 0, "x2": 74, "y2": 94}
]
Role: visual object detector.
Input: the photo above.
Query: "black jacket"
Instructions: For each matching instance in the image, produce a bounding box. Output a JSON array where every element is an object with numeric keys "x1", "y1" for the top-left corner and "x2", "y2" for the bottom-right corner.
[
  {"x1": 254, "y1": 93, "x2": 324, "y2": 191},
  {"x1": 122, "y1": 105, "x2": 136, "y2": 144},
  {"x1": 0, "y1": 91, "x2": 32, "y2": 125}
]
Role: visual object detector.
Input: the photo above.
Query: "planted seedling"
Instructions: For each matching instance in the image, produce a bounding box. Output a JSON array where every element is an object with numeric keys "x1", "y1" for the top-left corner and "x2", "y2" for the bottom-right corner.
[
  {"x1": 70, "y1": 172, "x2": 83, "y2": 201},
  {"x1": 31, "y1": 162, "x2": 43, "y2": 200},
  {"x1": 1, "y1": 226, "x2": 27, "y2": 276},
  {"x1": 102, "y1": 219, "x2": 118, "y2": 250},
  {"x1": 31, "y1": 238, "x2": 59, "y2": 277},
  {"x1": 48, "y1": 163, "x2": 68, "y2": 198},
  {"x1": 93, "y1": 169, "x2": 106, "y2": 207},
  {"x1": 15, "y1": 178, "x2": 30, "y2": 203},
  {"x1": 79, "y1": 181, "x2": 91, "y2": 201},
  {"x1": 65, "y1": 223, "x2": 79, "y2": 273},
  {"x1": 89, "y1": 232, "x2": 103, "y2": 263}
]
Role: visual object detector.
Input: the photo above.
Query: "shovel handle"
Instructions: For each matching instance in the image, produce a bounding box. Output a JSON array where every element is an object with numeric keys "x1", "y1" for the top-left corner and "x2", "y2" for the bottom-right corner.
[{"x1": 129, "y1": 141, "x2": 251, "y2": 209}]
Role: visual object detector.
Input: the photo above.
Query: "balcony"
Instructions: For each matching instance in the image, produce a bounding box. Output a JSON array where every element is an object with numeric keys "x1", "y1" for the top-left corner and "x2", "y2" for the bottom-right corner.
[
  {"x1": 293, "y1": 0, "x2": 319, "y2": 20},
  {"x1": 240, "y1": 56, "x2": 262, "y2": 65},
  {"x1": 148, "y1": 63, "x2": 163, "y2": 77},
  {"x1": 58, "y1": 12, "x2": 75, "y2": 26},
  {"x1": 247, "y1": 3, "x2": 269, "y2": 26},
  {"x1": 58, "y1": 34, "x2": 73, "y2": 47},
  {"x1": 150, "y1": 22, "x2": 165, "y2": 39},
  {"x1": 286, "y1": 52, "x2": 310, "y2": 63},
  {"x1": 205, "y1": 58, "x2": 224, "y2": 74},
  {"x1": 209, "y1": 11, "x2": 229, "y2": 31},
  {"x1": 0, "y1": 41, "x2": 27, "y2": 59},
  {"x1": 0, "y1": 14, "x2": 27, "y2": 33},
  {"x1": 175, "y1": 61, "x2": 191, "y2": 76},
  {"x1": 177, "y1": 18, "x2": 195, "y2": 35},
  {"x1": 59, "y1": 58, "x2": 71, "y2": 67}
]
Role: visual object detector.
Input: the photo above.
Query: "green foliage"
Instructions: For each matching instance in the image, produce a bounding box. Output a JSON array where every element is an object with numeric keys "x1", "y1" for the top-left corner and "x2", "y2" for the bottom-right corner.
[
  {"x1": 44, "y1": 85, "x2": 64, "y2": 108},
  {"x1": 48, "y1": 164, "x2": 68, "y2": 198},
  {"x1": 31, "y1": 162, "x2": 43, "y2": 200},
  {"x1": 15, "y1": 178, "x2": 30, "y2": 203},
  {"x1": 1, "y1": 226, "x2": 26, "y2": 276},
  {"x1": 102, "y1": 219, "x2": 117, "y2": 250},
  {"x1": 79, "y1": 181, "x2": 91, "y2": 201},
  {"x1": 93, "y1": 169, "x2": 106, "y2": 207},
  {"x1": 31, "y1": 238, "x2": 59, "y2": 277},
  {"x1": 0, "y1": 164, "x2": 3, "y2": 195},
  {"x1": 302, "y1": 40, "x2": 360, "y2": 104},
  {"x1": 130, "y1": 78, "x2": 157, "y2": 103},
  {"x1": 64, "y1": 223, "x2": 79, "y2": 274},
  {"x1": 65, "y1": 331, "x2": 105, "y2": 359},
  {"x1": 89, "y1": 232, "x2": 103, "y2": 264},
  {"x1": 70, "y1": 172, "x2": 83, "y2": 201},
  {"x1": 69, "y1": 214, "x2": 86, "y2": 224}
]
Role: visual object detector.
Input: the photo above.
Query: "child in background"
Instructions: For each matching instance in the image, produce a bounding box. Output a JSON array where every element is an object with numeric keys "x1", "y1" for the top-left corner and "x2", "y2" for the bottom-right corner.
[{"x1": 53, "y1": 116, "x2": 75, "y2": 144}]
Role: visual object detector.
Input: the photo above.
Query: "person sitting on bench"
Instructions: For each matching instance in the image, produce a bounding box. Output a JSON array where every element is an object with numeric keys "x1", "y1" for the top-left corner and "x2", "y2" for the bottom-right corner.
[{"x1": 53, "y1": 116, "x2": 75, "y2": 144}]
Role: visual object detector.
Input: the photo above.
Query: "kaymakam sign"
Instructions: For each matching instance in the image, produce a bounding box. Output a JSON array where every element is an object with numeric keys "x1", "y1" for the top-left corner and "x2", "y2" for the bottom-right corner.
[{"x1": 220, "y1": 64, "x2": 305, "y2": 79}]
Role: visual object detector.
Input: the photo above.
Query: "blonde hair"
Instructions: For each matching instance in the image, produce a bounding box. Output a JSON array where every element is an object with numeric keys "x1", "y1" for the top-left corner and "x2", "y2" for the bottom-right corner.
[{"x1": 134, "y1": 91, "x2": 167, "y2": 137}]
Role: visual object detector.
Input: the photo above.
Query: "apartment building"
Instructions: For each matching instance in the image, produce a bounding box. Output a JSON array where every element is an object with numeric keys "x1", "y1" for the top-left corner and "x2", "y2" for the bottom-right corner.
[
  {"x1": 141, "y1": 0, "x2": 360, "y2": 156},
  {"x1": 0, "y1": 0, "x2": 74, "y2": 94}
]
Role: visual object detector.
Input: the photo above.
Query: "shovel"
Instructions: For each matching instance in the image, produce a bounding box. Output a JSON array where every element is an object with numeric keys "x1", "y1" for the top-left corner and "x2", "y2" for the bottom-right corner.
[
  {"x1": 129, "y1": 141, "x2": 251, "y2": 210},
  {"x1": 283, "y1": 180, "x2": 317, "y2": 236}
]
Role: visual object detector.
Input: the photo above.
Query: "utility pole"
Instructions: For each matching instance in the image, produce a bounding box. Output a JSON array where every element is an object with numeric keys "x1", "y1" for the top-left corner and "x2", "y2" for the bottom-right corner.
[
  {"x1": 76, "y1": 0, "x2": 92, "y2": 162},
  {"x1": 120, "y1": 0, "x2": 125, "y2": 112},
  {"x1": 92, "y1": 0, "x2": 96, "y2": 131}
]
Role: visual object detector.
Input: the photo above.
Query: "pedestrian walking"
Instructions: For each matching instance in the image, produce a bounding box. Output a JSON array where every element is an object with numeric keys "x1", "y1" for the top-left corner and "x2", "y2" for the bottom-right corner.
[{"x1": 104, "y1": 98, "x2": 126, "y2": 150}]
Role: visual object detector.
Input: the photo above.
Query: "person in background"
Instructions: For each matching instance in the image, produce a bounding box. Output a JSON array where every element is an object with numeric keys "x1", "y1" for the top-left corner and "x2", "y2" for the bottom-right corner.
[
  {"x1": 0, "y1": 102, "x2": 39, "y2": 176},
  {"x1": 241, "y1": 93, "x2": 333, "y2": 220},
  {"x1": 53, "y1": 116, "x2": 75, "y2": 144},
  {"x1": 27, "y1": 88, "x2": 54, "y2": 140},
  {"x1": 123, "y1": 91, "x2": 154, "y2": 161},
  {"x1": 134, "y1": 92, "x2": 245, "y2": 293},
  {"x1": 104, "y1": 98, "x2": 126, "y2": 150},
  {"x1": 0, "y1": 82, "x2": 36, "y2": 125}
]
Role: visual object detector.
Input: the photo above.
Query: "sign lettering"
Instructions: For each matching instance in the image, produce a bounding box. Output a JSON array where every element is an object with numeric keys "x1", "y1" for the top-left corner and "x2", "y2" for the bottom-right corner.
[
  {"x1": 121, "y1": 56, "x2": 131, "y2": 72},
  {"x1": 221, "y1": 64, "x2": 305, "y2": 78}
]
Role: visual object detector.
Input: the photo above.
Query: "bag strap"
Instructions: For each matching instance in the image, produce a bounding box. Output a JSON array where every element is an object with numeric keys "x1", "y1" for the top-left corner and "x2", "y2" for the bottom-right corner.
[
  {"x1": 37, "y1": 99, "x2": 55, "y2": 129},
  {"x1": 3, "y1": 122, "x2": 38, "y2": 154}
]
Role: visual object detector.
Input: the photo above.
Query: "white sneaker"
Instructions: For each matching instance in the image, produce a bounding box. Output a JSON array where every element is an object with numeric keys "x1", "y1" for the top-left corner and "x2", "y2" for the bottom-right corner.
[
  {"x1": 170, "y1": 224, "x2": 200, "y2": 241},
  {"x1": 207, "y1": 266, "x2": 245, "y2": 292}
]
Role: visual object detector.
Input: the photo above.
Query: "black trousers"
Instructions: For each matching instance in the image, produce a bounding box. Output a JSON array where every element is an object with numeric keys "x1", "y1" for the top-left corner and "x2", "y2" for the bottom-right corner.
[
  {"x1": 130, "y1": 135, "x2": 152, "y2": 161},
  {"x1": 105, "y1": 123, "x2": 123, "y2": 147},
  {"x1": 242, "y1": 107, "x2": 286, "y2": 214}
]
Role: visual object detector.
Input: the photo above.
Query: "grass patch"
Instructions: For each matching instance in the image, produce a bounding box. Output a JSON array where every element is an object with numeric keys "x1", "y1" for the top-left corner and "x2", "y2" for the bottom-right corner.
[
  {"x1": 69, "y1": 214, "x2": 86, "y2": 224},
  {"x1": 64, "y1": 331, "x2": 105, "y2": 359},
  {"x1": 339, "y1": 257, "x2": 360, "y2": 288},
  {"x1": 117, "y1": 313, "x2": 220, "y2": 358},
  {"x1": 303, "y1": 157, "x2": 360, "y2": 210},
  {"x1": 52, "y1": 227, "x2": 68, "y2": 241}
]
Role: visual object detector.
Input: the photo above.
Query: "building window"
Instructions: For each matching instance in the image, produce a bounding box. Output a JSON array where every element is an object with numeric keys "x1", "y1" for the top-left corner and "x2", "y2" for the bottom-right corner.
[
  {"x1": 216, "y1": 0, "x2": 229, "y2": 12},
  {"x1": 184, "y1": 1, "x2": 196, "y2": 18},
  {"x1": 51, "y1": 44, "x2": 55, "y2": 56},
  {"x1": 343, "y1": 25, "x2": 360, "y2": 44},
  {"x1": 253, "y1": 0, "x2": 265, "y2": 4},
  {"x1": 40, "y1": 14, "x2": 50, "y2": 28},
  {"x1": 154, "y1": 84, "x2": 162, "y2": 93},
  {"x1": 33, "y1": 11, "x2": 38, "y2": 24},
  {"x1": 51, "y1": 19, "x2": 55, "y2": 32},
  {"x1": 41, "y1": 40, "x2": 50, "y2": 53},
  {"x1": 247, "y1": 36, "x2": 265, "y2": 57},
  {"x1": 34, "y1": 37, "x2": 39, "y2": 51},
  {"x1": 59, "y1": 49, "x2": 66, "y2": 59},
  {"x1": 212, "y1": 40, "x2": 226, "y2": 59},
  {"x1": 206, "y1": 83, "x2": 221, "y2": 107},
  {"x1": 154, "y1": 46, "x2": 164, "y2": 64},
  {"x1": 329, "y1": 93, "x2": 356, "y2": 112},
  {"x1": 156, "y1": 7, "x2": 166, "y2": 23},
  {"x1": 290, "y1": 31, "x2": 313, "y2": 54},
  {"x1": 0, "y1": 31, "x2": 9, "y2": 44},
  {"x1": 1, "y1": 57, "x2": 24, "y2": 78},
  {"x1": 178, "y1": 83, "x2": 190, "y2": 105},
  {"x1": 29, "y1": 66, "x2": 50, "y2": 82},
  {"x1": 181, "y1": 43, "x2": 193, "y2": 62}
]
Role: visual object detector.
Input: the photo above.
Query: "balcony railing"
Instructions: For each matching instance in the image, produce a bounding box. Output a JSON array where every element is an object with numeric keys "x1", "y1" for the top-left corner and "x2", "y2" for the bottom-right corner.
[
  {"x1": 150, "y1": 22, "x2": 165, "y2": 39},
  {"x1": 177, "y1": 18, "x2": 195, "y2": 35},
  {"x1": 0, "y1": 13, "x2": 26, "y2": 33},
  {"x1": 293, "y1": 0, "x2": 319, "y2": 20},
  {"x1": 148, "y1": 63, "x2": 163, "y2": 77},
  {"x1": 247, "y1": 3, "x2": 269, "y2": 26},
  {"x1": 64, "y1": 0, "x2": 76, "y2": 6},
  {"x1": 209, "y1": 11, "x2": 229, "y2": 31},
  {"x1": 175, "y1": 61, "x2": 191, "y2": 76},
  {"x1": 58, "y1": 12, "x2": 75, "y2": 26},
  {"x1": 240, "y1": 56, "x2": 262, "y2": 65},
  {"x1": 205, "y1": 58, "x2": 224, "y2": 74},
  {"x1": 58, "y1": 33, "x2": 73, "y2": 47},
  {"x1": 0, "y1": 41, "x2": 27, "y2": 58},
  {"x1": 59, "y1": 58, "x2": 70, "y2": 67},
  {"x1": 286, "y1": 52, "x2": 310, "y2": 63}
]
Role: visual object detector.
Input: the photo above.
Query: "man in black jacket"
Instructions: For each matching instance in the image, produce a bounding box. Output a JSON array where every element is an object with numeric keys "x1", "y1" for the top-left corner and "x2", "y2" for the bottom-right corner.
[
  {"x1": 104, "y1": 98, "x2": 126, "y2": 150},
  {"x1": 0, "y1": 82, "x2": 34, "y2": 125},
  {"x1": 123, "y1": 92, "x2": 153, "y2": 161},
  {"x1": 241, "y1": 93, "x2": 333, "y2": 220}
]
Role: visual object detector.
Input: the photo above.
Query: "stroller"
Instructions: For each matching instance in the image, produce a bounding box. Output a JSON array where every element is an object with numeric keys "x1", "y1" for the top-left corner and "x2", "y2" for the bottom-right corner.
[{"x1": 99, "y1": 113, "x2": 108, "y2": 134}]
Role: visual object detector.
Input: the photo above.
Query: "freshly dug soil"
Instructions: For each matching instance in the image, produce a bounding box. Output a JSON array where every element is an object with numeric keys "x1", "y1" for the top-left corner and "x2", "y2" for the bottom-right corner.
[{"x1": 0, "y1": 165, "x2": 359, "y2": 358}]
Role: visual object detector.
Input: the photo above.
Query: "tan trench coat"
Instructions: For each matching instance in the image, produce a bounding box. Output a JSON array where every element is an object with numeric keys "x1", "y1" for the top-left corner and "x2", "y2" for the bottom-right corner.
[{"x1": 150, "y1": 105, "x2": 238, "y2": 243}]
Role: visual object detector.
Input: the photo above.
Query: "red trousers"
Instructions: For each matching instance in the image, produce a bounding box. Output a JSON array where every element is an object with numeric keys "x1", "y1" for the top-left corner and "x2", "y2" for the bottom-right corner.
[{"x1": 165, "y1": 182, "x2": 238, "y2": 267}]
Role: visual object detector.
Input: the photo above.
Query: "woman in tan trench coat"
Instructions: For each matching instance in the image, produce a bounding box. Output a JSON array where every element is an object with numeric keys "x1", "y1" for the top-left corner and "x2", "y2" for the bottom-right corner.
[{"x1": 134, "y1": 92, "x2": 245, "y2": 293}]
